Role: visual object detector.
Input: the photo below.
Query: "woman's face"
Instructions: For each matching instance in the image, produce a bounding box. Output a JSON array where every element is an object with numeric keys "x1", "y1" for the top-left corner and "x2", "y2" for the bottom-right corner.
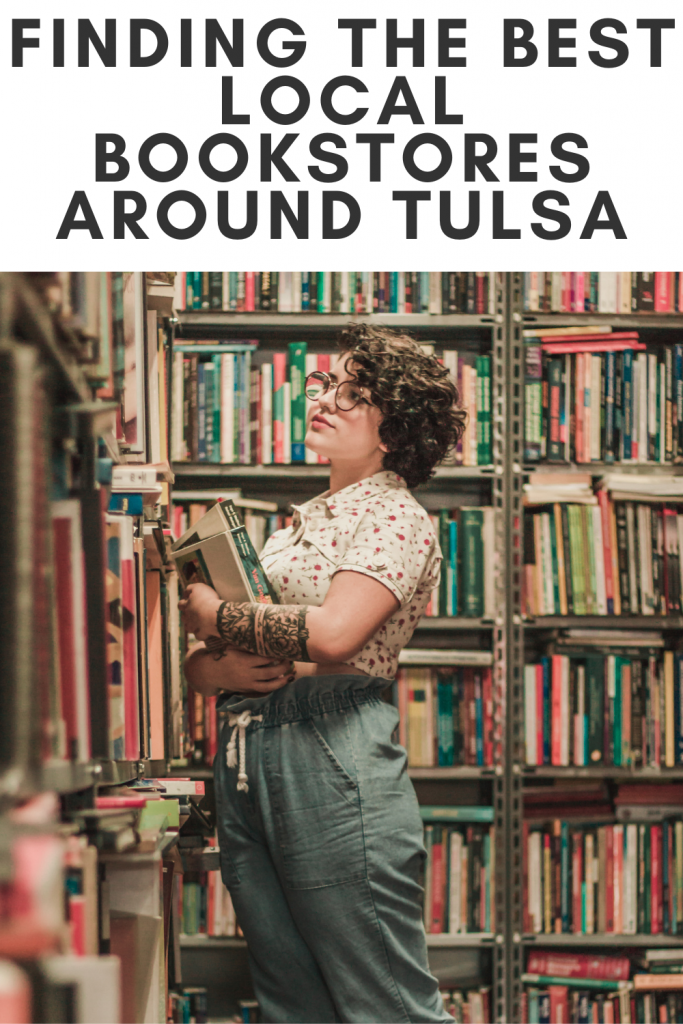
[{"x1": 304, "y1": 355, "x2": 387, "y2": 464}]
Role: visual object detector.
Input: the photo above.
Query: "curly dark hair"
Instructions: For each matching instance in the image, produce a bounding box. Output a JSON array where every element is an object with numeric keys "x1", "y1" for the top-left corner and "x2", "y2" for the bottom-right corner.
[{"x1": 337, "y1": 323, "x2": 467, "y2": 488}]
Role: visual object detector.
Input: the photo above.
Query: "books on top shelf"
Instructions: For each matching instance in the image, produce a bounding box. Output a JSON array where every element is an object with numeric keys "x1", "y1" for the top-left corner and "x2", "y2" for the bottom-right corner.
[
  {"x1": 395, "y1": 667, "x2": 494, "y2": 768},
  {"x1": 170, "y1": 341, "x2": 491, "y2": 468},
  {"x1": 524, "y1": 328, "x2": 683, "y2": 466},
  {"x1": 521, "y1": 272, "x2": 683, "y2": 314},
  {"x1": 178, "y1": 271, "x2": 497, "y2": 316},
  {"x1": 523, "y1": 486, "x2": 683, "y2": 617},
  {"x1": 524, "y1": 644, "x2": 683, "y2": 769},
  {"x1": 421, "y1": 809, "x2": 495, "y2": 936}
]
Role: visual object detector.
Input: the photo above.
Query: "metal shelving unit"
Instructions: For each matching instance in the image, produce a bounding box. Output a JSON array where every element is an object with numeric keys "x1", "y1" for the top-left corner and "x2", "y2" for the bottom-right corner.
[
  {"x1": 176, "y1": 312, "x2": 501, "y2": 331},
  {"x1": 522, "y1": 933, "x2": 683, "y2": 948},
  {"x1": 523, "y1": 615, "x2": 683, "y2": 630},
  {"x1": 172, "y1": 462, "x2": 493, "y2": 479}
]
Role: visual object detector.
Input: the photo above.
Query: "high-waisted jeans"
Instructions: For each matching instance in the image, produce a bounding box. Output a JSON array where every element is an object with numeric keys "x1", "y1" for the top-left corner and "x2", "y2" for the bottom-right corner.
[{"x1": 213, "y1": 674, "x2": 452, "y2": 1024}]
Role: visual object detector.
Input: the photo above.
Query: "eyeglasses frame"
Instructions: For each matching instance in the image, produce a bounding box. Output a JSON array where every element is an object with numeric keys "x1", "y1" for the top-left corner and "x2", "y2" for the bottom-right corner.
[{"x1": 304, "y1": 370, "x2": 370, "y2": 412}]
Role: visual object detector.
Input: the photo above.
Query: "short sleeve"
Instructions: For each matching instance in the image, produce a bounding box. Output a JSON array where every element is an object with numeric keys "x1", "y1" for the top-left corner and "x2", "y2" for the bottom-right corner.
[{"x1": 333, "y1": 506, "x2": 441, "y2": 605}]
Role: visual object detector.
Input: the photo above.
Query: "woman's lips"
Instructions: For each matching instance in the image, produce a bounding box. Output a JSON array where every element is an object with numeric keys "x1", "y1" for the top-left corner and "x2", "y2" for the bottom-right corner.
[{"x1": 311, "y1": 415, "x2": 333, "y2": 428}]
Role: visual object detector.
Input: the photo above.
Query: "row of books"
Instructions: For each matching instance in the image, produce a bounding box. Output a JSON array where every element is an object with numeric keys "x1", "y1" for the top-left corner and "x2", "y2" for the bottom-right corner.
[
  {"x1": 426, "y1": 507, "x2": 495, "y2": 618},
  {"x1": 524, "y1": 335, "x2": 683, "y2": 466},
  {"x1": 523, "y1": 495, "x2": 683, "y2": 617},
  {"x1": 522, "y1": 272, "x2": 683, "y2": 314},
  {"x1": 396, "y1": 668, "x2": 495, "y2": 768},
  {"x1": 422, "y1": 811, "x2": 496, "y2": 935},
  {"x1": 524, "y1": 646, "x2": 683, "y2": 769},
  {"x1": 523, "y1": 816, "x2": 683, "y2": 936},
  {"x1": 170, "y1": 344, "x2": 492, "y2": 467},
  {"x1": 521, "y1": 948, "x2": 683, "y2": 1024},
  {"x1": 441, "y1": 986, "x2": 491, "y2": 1024},
  {"x1": 168, "y1": 988, "x2": 211, "y2": 1024},
  {"x1": 179, "y1": 271, "x2": 498, "y2": 315},
  {"x1": 179, "y1": 867, "x2": 238, "y2": 938}
]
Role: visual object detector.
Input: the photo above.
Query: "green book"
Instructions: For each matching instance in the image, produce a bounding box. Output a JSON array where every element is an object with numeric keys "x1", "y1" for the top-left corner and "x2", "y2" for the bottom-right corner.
[
  {"x1": 420, "y1": 805, "x2": 494, "y2": 823},
  {"x1": 521, "y1": 974, "x2": 628, "y2": 992},
  {"x1": 460, "y1": 508, "x2": 484, "y2": 617},
  {"x1": 211, "y1": 355, "x2": 222, "y2": 463},
  {"x1": 439, "y1": 509, "x2": 450, "y2": 615},
  {"x1": 288, "y1": 341, "x2": 307, "y2": 463},
  {"x1": 567, "y1": 506, "x2": 585, "y2": 616},
  {"x1": 476, "y1": 355, "x2": 492, "y2": 465},
  {"x1": 138, "y1": 797, "x2": 179, "y2": 831},
  {"x1": 548, "y1": 511, "x2": 560, "y2": 614},
  {"x1": 613, "y1": 655, "x2": 623, "y2": 767}
]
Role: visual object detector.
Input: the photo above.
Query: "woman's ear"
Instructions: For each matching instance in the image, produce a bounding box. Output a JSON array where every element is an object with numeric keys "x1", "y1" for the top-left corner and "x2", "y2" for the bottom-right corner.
[{"x1": 379, "y1": 441, "x2": 390, "y2": 453}]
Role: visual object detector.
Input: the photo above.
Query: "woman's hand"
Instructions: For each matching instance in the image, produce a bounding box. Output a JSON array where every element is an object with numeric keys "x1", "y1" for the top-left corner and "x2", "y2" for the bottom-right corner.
[
  {"x1": 179, "y1": 583, "x2": 223, "y2": 641},
  {"x1": 184, "y1": 642, "x2": 296, "y2": 697}
]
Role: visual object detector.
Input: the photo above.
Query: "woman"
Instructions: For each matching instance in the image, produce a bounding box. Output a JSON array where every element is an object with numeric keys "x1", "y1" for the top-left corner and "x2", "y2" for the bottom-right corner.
[{"x1": 180, "y1": 323, "x2": 466, "y2": 1024}]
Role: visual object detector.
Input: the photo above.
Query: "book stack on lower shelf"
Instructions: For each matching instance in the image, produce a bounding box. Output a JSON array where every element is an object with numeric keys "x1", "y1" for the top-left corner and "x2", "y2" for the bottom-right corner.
[
  {"x1": 441, "y1": 984, "x2": 492, "y2": 1024},
  {"x1": 521, "y1": 948, "x2": 683, "y2": 1024}
]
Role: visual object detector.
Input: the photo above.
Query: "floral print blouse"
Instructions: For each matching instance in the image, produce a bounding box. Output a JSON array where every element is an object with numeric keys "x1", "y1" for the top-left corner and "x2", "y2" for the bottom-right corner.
[{"x1": 259, "y1": 470, "x2": 441, "y2": 679}]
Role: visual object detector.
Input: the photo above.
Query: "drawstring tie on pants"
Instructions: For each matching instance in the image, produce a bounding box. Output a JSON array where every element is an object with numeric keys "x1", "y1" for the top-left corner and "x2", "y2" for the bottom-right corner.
[{"x1": 226, "y1": 711, "x2": 263, "y2": 791}]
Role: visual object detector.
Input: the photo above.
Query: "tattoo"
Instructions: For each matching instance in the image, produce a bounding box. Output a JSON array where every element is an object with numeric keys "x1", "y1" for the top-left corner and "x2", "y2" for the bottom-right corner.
[
  {"x1": 216, "y1": 602, "x2": 311, "y2": 661},
  {"x1": 204, "y1": 635, "x2": 230, "y2": 661}
]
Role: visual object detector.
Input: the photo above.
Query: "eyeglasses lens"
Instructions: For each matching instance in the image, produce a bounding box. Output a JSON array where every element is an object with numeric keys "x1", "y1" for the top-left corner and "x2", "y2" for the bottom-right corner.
[
  {"x1": 336, "y1": 382, "x2": 363, "y2": 410},
  {"x1": 305, "y1": 373, "x2": 328, "y2": 401}
]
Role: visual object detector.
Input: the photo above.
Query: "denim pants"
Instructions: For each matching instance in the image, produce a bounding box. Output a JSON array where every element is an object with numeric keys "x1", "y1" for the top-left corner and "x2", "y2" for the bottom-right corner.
[{"x1": 213, "y1": 674, "x2": 452, "y2": 1024}]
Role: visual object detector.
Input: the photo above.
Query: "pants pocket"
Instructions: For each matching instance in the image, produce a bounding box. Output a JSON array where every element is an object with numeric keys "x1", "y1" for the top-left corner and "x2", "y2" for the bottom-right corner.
[{"x1": 266, "y1": 716, "x2": 368, "y2": 890}]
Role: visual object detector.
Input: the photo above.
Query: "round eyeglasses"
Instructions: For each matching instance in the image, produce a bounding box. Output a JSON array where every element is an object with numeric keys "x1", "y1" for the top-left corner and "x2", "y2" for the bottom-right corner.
[{"x1": 304, "y1": 370, "x2": 369, "y2": 412}]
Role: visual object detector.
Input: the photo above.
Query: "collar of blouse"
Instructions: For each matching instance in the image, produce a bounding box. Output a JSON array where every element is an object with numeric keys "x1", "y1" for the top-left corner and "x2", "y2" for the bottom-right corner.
[{"x1": 290, "y1": 469, "x2": 408, "y2": 530}]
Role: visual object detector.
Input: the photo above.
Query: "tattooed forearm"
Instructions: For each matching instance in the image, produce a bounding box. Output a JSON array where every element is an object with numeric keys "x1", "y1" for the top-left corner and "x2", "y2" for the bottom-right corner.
[
  {"x1": 204, "y1": 635, "x2": 230, "y2": 661},
  {"x1": 216, "y1": 602, "x2": 311, "y2": 661}
]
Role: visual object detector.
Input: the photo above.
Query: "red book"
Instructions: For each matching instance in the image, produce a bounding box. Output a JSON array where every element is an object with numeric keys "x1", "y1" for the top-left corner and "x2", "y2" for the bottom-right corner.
[
  {"x1": 316, "y1": 353, "x2": 331, "y2": 464},
  {"x1": 573, "y1": 272, "x2": 585, "y2": 313},
  {"x1": 244, "y1": 272, "x2": 255, "y2": 312},
  {"x1": 541, "y1": 331, "x2": 640, "y2": 344},
  {"x1": 541, "y1": 339, "x2": 645, "y2": 354},
  {"x1": 655, "y1": 272, "x2": 673, "y2": 313},
  {"x1": 205, "y1": 695, "x2": 218, "y2": 762},
  {"x1": 572, "y1": 832, "x2": 582, "y2": 933},
  {"x1": 68, "y1": 895, "x2": 86, "y2": 956},
  {"x1": 605, "y1": 825, "x2": 614, "y2": 932},
  {"x1": 561, "y1": 272, "x2": 571, "y2": 313},
  {"x1": 96, "y1": 795, "x2": 153, "y2": 808},
  {"x1": 549, "y1": 986, "x2": 568, "y2": 1024},
  {"x1": 597, "y1": 491, "x2": 615, "y2": 614},
  {"x1": 430, "y1": 834, "x2": 444, "y2": 933},
  {"x1": 536, "y1": 664, "x2": 544, "y2": 764},
  {"x1": 483, "y1": 668, "x2": 493, "y2": 766},
  {"x1": 272, "y1": 352, "x2": 287, "y2": 464},
  {"x1": 651, "y1": 824, "x2": 662, "y2": 934},
  {"x1": 526, "y1": 951, "x2": 630, "y2": 981},
  {"x1": 678, "y1": 273, "x2": 683, "y2": 313},
  {"x1": 551, "y1": 655, "x2": 563, "y2": 765}
]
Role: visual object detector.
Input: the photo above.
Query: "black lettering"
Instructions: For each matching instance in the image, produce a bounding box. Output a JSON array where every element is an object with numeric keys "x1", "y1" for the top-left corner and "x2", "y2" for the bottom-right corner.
[
  {"x1": 355, "y1": 134, "x2": 395, "y2": 181},
  {"x1": 12, "y1": 19, "x2": 40, "y2": 66},
  {"x1": 337, "y1": 19, "x2": 377, "y2": 67},
  {"x1": 636, "y1": 19, "x2": 675, "y2": 67},
  {"x1": 464, "y1": 135, "x2": 499, "y2": 182},
  {"x1": 509, "y1": 134, "x2": 537, "y2": 183},
  {"x1": 157, "y1": 190, "x2": 205, "y2": 239},
  {"x1": 378, "y1": 77, "x2": 424, "y2": 124},
  {"x1": 531, "y1": 191, "x2": 571, "y2": 240},
  {"x1": 78, "y1": 19, "x2": 116, "y2": 66},
  {"x1": 386, "y1": 19, "x2": 424, "y2": 67},
  {"x1": 308, "y1": 135, "x2": 348, "y2": 183},
  {"x1": 322, "y1": 192, "x2": 361, "y2": 238},
  {"x1": 180, "y1": 19, "x2": 191, "y2": 67},
  {"x1": 403, "y1": 133, "x2": 452, "y2": 182},
  {"x1": 270, "y1": 191, "x2": 309, "y2": 238},
  {"x1": 550, "y1": 133, "x2": 590, "y2": 183},
  {"x1": 114, "y1": 192, "x2": 148, "y2": 239},
  {"x1": 503, "y1": 20, "x2": 537, "y2": 67},
  {"x1": 580, "y1": 191, "x2": 627, "y2": 239},
  {"x1": 206, "y1": 19, "x2": 244, "y2": 66},
  {"x1": 492, "y1": 192, "x2": 520, "y2": 239},
  {"x1": 130, "y1": 19, "x2": 168, "y2": 67},
  {"x1": 392, "y1": 191, "x2": 430, "y2": 238},
  {"x1": 261, "y1": 76, "x2": 310, "y2": 126},
  {"x1": 217, "y1": 192, "x2": 258, "y2": 238},
  {"x1": 589, "y1": 20, "x2": 628, "y2": 68},
  {"x1": 138, "y1": 133, "x2": 188, "y2": 183},
  {"x1": 221, "y1": 77, "x2": 250, "y2": 125},
  {"x1": 260, "y1": 134, "x2": 300, "y2": 182},
  {"x1": 56, "y1": 191, "x2": 103, "y2": 239},
  {"x1": 435, "y1": 77, "x2": 463, "y2": 125},
  {"x1": 96, "y1": 135, "x2": 130, "y2": 182},
  {"x1": 321, "y1": 76, "x2": 368, "y2": 125},
  {"x1": 53, "y1": 19, "x2": 64, "y2": 66},
  {"x1": 438, "y1": 20, "x2": 466, "y2": 67},
  {"x1": 199, "y1": 134, "x2": 249, "y2": 182},
  {"x1": 257, "y1": 19, "x2": 306, "y2": 68},
  {"x1": 548, "y1": 19, "x2": 576, "y2": 67},
  {"x1": 439, "y1": 191, "x2": 480, "y2": 240}
]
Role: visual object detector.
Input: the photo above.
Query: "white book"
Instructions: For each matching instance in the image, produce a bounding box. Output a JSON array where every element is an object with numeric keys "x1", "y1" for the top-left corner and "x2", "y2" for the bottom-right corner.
[
  {"x1": 397, "y1": 271, "x2": 405, "y2": 314},
  {"x1": 448, "y1": 832, "x2": 463, "y2": 933},
  {"x1": 146, "y1": 310, "x2": 161, "y2": 465},
  {"x1": 524, "y1": 665, "x2": 537, "y2": 766},
  {"x1": 279, "y1": 271, "x2": 293, "y2": 313},
  {"x1": 483, "y1": 507, "x2": 495, "y2": 618},
  {"x1": 173, "y1": 270, "x2": 186, "y2": 311},
  {"x1": 624, "y1": 823, "x2": 638, "y2": 934},
  {"x1": 620, "y1": 271, "x2": 632, "y2": 314},
  {"x1": 542, "y1": 513, "x2": 554, "y2": 614},
  {"x1": 220, "y1": 354, "x2": 235, "y2": 463},
  {"x1": 305, "y1": 354, "x2": 317, "y2": 464},
  {"x1": 323, "y1": 272, "x2": 332, "y2": 313},
  {"x1": 489, "y1": 272, "x2": 497, "y2": 315},
  {"x1": 283, "y1": 380, "x2": 292, "y2": 464},
  {"x1": 221, "y1": 271, "x2": 229, "y2": 311},
  {"x1": 291, "y1": 271, "x2": 302, "y2": 312},
  {"x1": 260, "y1": 363, "x2": 273, "y2": 465},
  {"x1": 398, "y1": 649, "x2": 493, "y2": 667},
  {"x1": 340, "y1": 272, "x2": 350, "y2": 314},
  {"x1": 529, "y1": 831, "x2": 542, "y2": 933},
  {"x1": 648, "y1": 352, "x2": 657, "y2": 461},
  {"x1": 172, "y1": 351, "x2": 185, "y2": 461},
  {"x1": 429, "y1": 271, "x2": 441, "y2": 314},
  {"x1": 43, "y1": 955, "x2": 121, "y2": 1024},
  {"x1": 592, "y1": 504, "x2": 607, "y2": 614},
  {"x1": 551, "y1": 272, "x2": 562, "y2": 311},
  {"x1": 598, "y1": 272, "x2": 617, "y2": 313}
]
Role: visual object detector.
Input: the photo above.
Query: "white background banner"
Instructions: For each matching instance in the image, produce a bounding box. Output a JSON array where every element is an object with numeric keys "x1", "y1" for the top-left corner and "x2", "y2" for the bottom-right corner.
[{"x1": 1, "y1": 0, "x2": 680, "y2": 269}]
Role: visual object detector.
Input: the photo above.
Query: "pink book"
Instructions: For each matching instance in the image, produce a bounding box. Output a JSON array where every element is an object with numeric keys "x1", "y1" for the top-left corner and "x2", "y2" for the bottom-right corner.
[
  {"x1": 655, "y1": 272, "x2": 673, "y2": 313},
  {"x1": 551, "y1": 655, "x2": 563, "y2": 765},
  {"x1": 561, "y1": 273, "x2": 571, "y2": 313},
  {"x1": 573, "y1": 272, "x2": 585, "y2": 313},
  {"x1": 272, "y1": 352, "x2": 287, "y2": 464},
  {"x1": 120, "y1": 520, "x2": 140, "y2": 761},
  {"x1": 317, "y1": 353, "x2": 331, "y2": 464},
  {"x1": 245, "y1": 272, "x2": 255, "y2": 312}
]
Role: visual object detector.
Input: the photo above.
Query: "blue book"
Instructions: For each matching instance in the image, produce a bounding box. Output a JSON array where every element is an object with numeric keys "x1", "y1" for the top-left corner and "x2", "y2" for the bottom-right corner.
[
  {"x1": 192, "y1": 271, "x2": 202, "y2": 309},
  {"x1": 542, "y1": 657, "x2": 551, "y2": 764},
  {"x1": 474, "y1": 671, "x2": 484, "y2": 766},
  {"x1": 604, "y1": 351, "x2": 615, "y2": 463},
  {"x1": 301, "y1": 272, "x2": 310, "y2": 311},
  {"x1": 448, "y1": 520, "x2": 458, "y2": 616},
  {"x1": 420, "y1": 272, "x2": 430, "y2": 312},
  {"x1": 622, "y1": 349, "x2": 633, "y2": 459},
  {"x1": 538, "y1": 992, "x2": 550, "y2": 1024},
  {"x1": 437, "y1": 680, "x2": 455, "y2": 766},
  {"x1": 675, "y1": 345, "x2": 683, "y2": 459},
  {"x1": 560, "y1": 821, "x2": 569, "y2": 932},
  {"x1": 577, "y1": 993, "x2": 590, "y2": 1024},
  {"x1": 108, "y1": 493, "x2": 144, "y2": 515},
  {"x1": 389, "y1": 272, "x2": 398, "y2": 313},
  {"x1": 197, "y1": 362, "x2": 207, "y2": 461}
]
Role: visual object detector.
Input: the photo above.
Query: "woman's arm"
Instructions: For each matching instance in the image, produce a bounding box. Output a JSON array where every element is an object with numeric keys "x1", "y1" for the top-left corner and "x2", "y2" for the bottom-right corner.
[
  {"x1": 184, "y1": 641, "x2": 296, "y2": 697},
  {"x1": 180, "y1": 571, "x2": 399, "y2": 664}
]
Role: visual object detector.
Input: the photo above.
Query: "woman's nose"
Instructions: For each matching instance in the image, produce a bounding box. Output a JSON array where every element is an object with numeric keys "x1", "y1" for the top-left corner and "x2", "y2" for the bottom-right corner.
[{"x1": 317, "y1": 388, "x2": 336, "y2": 413}]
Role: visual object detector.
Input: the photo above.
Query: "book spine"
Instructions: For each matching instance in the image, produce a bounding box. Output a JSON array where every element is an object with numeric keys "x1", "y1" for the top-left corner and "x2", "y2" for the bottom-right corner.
[{"x1": 288, "y1": 342, "x2": 307, "y2": 463}]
